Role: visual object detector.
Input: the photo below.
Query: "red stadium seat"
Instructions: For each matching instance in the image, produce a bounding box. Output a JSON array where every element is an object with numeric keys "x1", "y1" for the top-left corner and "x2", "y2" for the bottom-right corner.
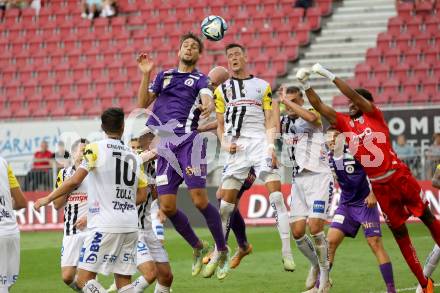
[
  {"x1": 305, "y1": 7, "x2": 322, "y2": 31},
  {"x1": 415, "y1": 1, "x2": 433, "y2": 16},
  {"x1": 355, "y1": 63, "x2": 371, "y2": 80},
  {"x1": 392, "y1": 62, "x2": 411, "y2": 80},
  {"x1": 382, "y1": 78, "x2": 400, "y2": 94},
  {"x1": 390, "y1": 93, "x2": 410, "y2": 105},
  {"x1": 374, "y1": 63, "x2": 389, "y2": 80},
  {"x1": 406, "y1": 15, "x2": 423, "y2": 35},
  {"x1": 383, "y1": 48, "x2": 402, "y2": 67},
  {"x1": 397, "y1": 2, "x2": 414, "y2": 17},
  {"x1": 388, "y1": 17, "x2": 404, "y2": 36},
  {"x1": 410, "y1": 93, "x2": 429, "y2": 105},
  {"x1": 377, "y1": 32, "x2": 393, "y2": 50}
]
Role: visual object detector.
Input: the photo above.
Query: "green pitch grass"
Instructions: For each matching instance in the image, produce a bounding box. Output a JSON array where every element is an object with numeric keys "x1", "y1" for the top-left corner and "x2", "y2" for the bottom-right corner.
[{"x1": 12, "y1": 223, "x2": 440, "y2": 293}]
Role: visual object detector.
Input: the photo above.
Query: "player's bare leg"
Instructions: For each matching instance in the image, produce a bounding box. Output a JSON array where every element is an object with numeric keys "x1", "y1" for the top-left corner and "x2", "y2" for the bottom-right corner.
[
  {"x1": 114, "y1": 274, "x2": 133, "y2": 292},
  {"x1": 292, "y1": 219, "x2": 319, "y2": 291},
  {"x1": 327, "y1": 228, "x2": 345, "y2": 265},
  {"x1": 61, "y1": 266, "x2": 81, "y2": 291},
  {"x1": 159, "y1": 193, "x2": 208, "y2": 276},
  {"x1": 154, "y1": 262, "x2": 173, "y2": 293}
]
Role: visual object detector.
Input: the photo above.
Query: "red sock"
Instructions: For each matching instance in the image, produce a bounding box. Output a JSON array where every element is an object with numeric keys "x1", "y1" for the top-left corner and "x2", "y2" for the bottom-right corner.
[
  {"x1": 395, "y1": 234, "x2": 428, "y2": 287},
  {"x1": 426, "y1": 218, "x2": 440, "y2": 247}
]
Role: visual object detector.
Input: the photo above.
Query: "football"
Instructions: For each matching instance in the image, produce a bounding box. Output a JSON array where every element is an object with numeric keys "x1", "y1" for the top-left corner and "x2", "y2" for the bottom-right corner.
[{"x1": 200, "y1": 15, "x2": 228, "y2": 41}]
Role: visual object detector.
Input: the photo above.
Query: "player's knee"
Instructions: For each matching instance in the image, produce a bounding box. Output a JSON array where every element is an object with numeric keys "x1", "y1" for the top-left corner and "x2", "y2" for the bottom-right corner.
[
  {"x1": 309, "y1": 225, "x2": 323, "y2": 236},
  {"x1": 220, "y1": 200, "x2": 235, "y2": 218},
  {"x1": 143, "y1": 267, "x2": 157, "y2": 284},
  {"x1": 160, "y1": 204, "x2": 176, "y2": 216},
  {"x1": 61, "y1": 271, "x2": 75, "y2": 285},
  {"x1": 292, "y1": 228, "x2": 305, "y2": 240},
  {"x1": 367, "y1": 236, "x2": 382, "y2": 251}
]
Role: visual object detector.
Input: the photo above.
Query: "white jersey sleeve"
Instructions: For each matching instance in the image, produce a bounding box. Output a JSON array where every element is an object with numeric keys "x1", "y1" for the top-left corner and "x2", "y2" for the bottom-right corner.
[{"x1": 0, "y1": 157, "x2": 20, "y2": 236}]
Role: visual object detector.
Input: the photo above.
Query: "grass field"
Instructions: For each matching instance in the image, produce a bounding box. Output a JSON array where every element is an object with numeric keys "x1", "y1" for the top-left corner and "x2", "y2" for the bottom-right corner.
[{"x1": 11, "y1": 223, "x2": 440, "y2": 293}]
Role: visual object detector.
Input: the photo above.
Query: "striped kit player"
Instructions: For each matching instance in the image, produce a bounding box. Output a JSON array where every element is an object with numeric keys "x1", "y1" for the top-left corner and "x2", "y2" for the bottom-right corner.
[
  {"x1": 0, "y1": 156, "x2": 27, "y2": 292},
  {"x1": 34, "y1": 108, "x2": 148, "y2": 293},
  {"x1": 52, "y1": 138, "x2": 90, "y2": 291},
  {"x1": 215, "y1": 43, "x2": 294, "y2": 274}
]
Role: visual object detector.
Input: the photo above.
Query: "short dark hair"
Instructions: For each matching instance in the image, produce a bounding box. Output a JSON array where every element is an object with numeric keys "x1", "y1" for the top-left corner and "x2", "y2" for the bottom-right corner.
[
  {"x1": 286, "y1": 86, "x2": 303, "y2": 97},
  {"x1": 225, "y1": 43, "x2": 245, "y2": 54},
  {"x1": 71, "y1": 138, "x2": 89, "y2": 153},
  {"x1": 101, "y1": 107, "x2": 124, "y2": 134},
  {"x1": 355, "y1": 88, "x2": 374, "y2": 102},
  {"x1": 180, "y1": 32, "x2": 203, "y2": 53},
  {"x1": 130, "y1": 137, "x2": 139, "y2": 142}
]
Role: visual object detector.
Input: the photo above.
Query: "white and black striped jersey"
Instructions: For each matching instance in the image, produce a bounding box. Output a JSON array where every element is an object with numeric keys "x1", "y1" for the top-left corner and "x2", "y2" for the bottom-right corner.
[
  {"x1": 280, "y1": 114, "x2": 300, "y2": 175},
  {"x1": 137, "y1": 160, "x2": 156, "y2": 231},
  {"x1": 56, "y1": 166, "x2": 89, "y2": 236},
  {"x1": 280, "y1": 111, "x2": 331, "y2": 176},
  {"x1": 214, "y1": 76, "x2": 272, "y2": 138}
]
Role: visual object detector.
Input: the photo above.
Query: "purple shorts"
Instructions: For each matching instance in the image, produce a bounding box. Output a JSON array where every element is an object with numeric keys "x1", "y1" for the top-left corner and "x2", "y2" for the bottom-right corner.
[
  {"x1": 330, "y1": 203, "x2": 382, "y2": 238},
  {"x1": 155, "y1": 131, "x2": 207, "y2": 195}
]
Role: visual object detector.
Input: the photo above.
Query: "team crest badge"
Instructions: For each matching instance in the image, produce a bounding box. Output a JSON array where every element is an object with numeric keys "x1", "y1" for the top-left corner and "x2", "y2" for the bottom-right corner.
[
  {"x1": 359, "y1": 117, "x2": 365, "y2": 124},
  {"x1": 184, "y1": 78, "x2": 194, "y2": 87},
  {"x1": 163, "y1": 76, "x2": 172, "y2": 89},
  {"x1": 349, "y1": 120, "x2": 354, "y2": 127}
]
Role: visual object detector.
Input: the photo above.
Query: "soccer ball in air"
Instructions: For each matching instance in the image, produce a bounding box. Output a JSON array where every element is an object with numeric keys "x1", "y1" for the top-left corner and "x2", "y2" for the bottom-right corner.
[{"x1": 201, "y1": 15, "x2": 228, "y2": 41}]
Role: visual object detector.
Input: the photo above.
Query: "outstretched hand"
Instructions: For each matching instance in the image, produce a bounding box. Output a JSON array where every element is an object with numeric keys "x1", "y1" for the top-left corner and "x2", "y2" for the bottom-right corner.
[{"x1": 137, "y1": 52, "x2": 155, "y2": 75}]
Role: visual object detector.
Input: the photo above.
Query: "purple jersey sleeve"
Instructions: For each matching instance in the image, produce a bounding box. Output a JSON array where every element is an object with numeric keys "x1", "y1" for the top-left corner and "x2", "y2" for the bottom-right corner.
[{"x1": 149, "y1": 71, "x2": 164, "y2": 95}]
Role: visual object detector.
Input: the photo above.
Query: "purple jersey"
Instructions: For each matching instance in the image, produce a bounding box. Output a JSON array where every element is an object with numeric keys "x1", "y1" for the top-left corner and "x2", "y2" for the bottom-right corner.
[
  {"x1": 148, "y1": 69, "x2": 211, "y2": 135},
  {"x1": 329, "y1": 145, "x2": 371, "y2": 206}
]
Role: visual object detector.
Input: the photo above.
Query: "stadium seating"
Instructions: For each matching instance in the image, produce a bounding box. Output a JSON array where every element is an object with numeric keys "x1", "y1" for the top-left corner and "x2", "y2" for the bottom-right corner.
[
  {"x1": 0, "y1": 0, "x2": 334, "y2": 118},
  {"x1": 346, "y1": 2, "x2": 440, "y2": 107}
]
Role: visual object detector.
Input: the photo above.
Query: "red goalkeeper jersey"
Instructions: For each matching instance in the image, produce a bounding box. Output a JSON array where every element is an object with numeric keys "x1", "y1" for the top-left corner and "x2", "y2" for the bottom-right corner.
[{"x1": 333, "y1": 105, "x2": 401, "y2": 178}]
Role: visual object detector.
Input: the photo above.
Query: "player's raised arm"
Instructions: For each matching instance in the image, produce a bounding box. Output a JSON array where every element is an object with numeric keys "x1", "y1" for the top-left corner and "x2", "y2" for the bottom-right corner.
[
  {"x1": 8, "y1": 164, "x2": 27, "y2": 210},
  {"x1": 311, "y1": 63, "x2": 374, "y2": 113},
  {"x1": 53, "y1": 169, "x2": 67, "y2": 210},
  {"x1": 296, "y1": 68, "x2": 337, "y2": 125},
  {"x1": 34, "y1": 168, "x2": 88, "y2": 210},
  {"x1": 137, "y1": 52, "x2": 157, "y2": 108},
  {"x1": 278, "y1": 85, "x2": 318, "y2": 123},
  {"x1": 262, "y1": 85, "x2": 278, "y2": 168}
]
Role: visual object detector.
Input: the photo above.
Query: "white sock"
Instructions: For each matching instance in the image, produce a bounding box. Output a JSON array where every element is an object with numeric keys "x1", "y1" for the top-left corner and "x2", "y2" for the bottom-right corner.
[
  {"x1": 82, "y1": 279, "x2": 108, "y2": 293},
  {"x1": 312, "y1": 232, "x2": 330, "y2": 290},
  {"x1": 219, "y1": 200, "x2": 236, "y2": 238},
  {"x1": 132, "y1": 275, "x2": 149, "y2": 293},
  {"x1": 154, "y1": 283, "x2": 170, "y2": 293},
  {"x1": 269, "y1": 191, "x2": 292, "y2": 257},
  {"x1": 295, "y1": 234, "x2": 319, "y2": 267},
  {"x1": 118, "y1": 284, "x2": 134, "y2": 293},
  {"x1": 69, "y1": 279, "x2": 81, "y2": 292},
  {"x1": 424, "y1": 244, "x2": 440, "y2": 277}
]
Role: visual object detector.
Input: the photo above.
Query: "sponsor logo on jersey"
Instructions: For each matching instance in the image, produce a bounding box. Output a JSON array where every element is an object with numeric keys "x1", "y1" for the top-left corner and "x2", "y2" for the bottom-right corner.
[
  {"x1": 89, "y1": 200, "x2": 100, "y2": 214},
  {"x1": 0, "y1": 208, "x2": 12, "y2": 221},
  {"x1": 84, "y1": 232, "x2": 103, "y2": 264},
  {"x1": 345, "y1": 165, "x2": 355, "y2": 174},
  {"x1": 155, "y1": 175, "x2": 169, "y2": 186},
  {"x1": 332, "y1": 214, "x2": 345, "y2": 224},
  {"x1": 313, "y1": 200, "x2": 326, "y2": 214},
  {"x1": 112, "y1": 201, "x2": 136, "y2": 213}
]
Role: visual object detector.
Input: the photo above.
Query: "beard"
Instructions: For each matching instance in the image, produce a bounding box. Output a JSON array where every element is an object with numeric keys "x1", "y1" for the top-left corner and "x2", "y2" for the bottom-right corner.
[{"x1": 181, "y1": 56, "x2": 197, "y2": 66}]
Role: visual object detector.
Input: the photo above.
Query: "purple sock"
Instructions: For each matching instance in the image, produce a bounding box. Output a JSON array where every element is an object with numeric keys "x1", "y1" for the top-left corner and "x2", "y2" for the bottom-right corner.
[
  {"x1": 200, "y1": 203, "x2": 227, "y2": 251},
  {"x1": 230, "y1": 210, "x2": 248, "y2": 249},
  {"x1": 168, "y1": 209, "x2": 200, "y2": 249},
  {"x1": 379, "y1": 262, "x2": 396, "y2": 293}
]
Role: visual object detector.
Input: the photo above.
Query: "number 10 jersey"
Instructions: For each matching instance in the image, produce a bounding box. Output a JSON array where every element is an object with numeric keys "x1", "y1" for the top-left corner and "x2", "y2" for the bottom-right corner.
[{"x1": 80, "y1": 138, "x2": 148, "y2": 233}]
